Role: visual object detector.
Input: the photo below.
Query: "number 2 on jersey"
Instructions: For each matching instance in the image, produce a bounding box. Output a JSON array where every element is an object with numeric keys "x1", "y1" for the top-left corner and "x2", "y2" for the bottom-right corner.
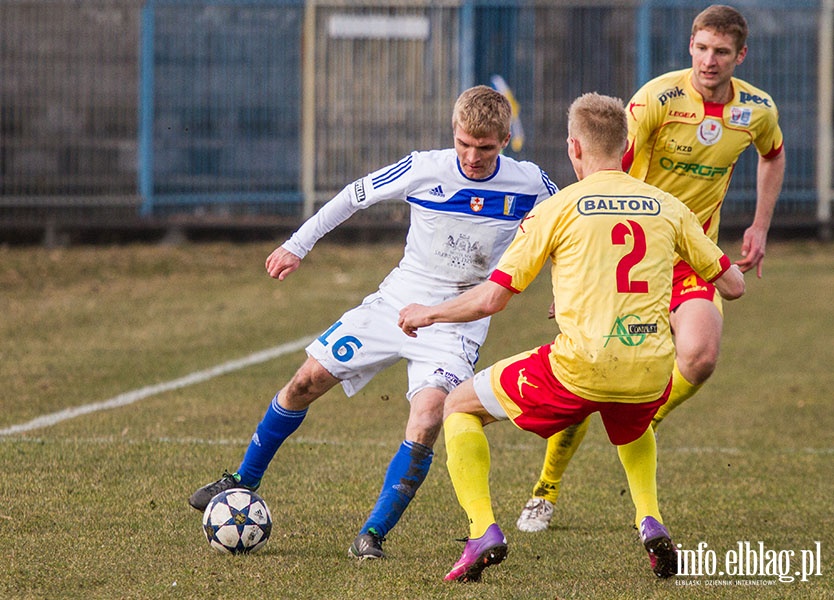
[{"x1": 611, "y1": 219, "x2": 649, "y2": 294}]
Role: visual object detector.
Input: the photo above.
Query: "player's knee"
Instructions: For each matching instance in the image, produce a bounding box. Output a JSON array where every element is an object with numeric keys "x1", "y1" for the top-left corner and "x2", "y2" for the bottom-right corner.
[
  {"x1": 678, "y1": 350, "x2": 718, "y2": 385},
  {"x1": 283, "y1": 360, "x2": 336, "y2": 406}
]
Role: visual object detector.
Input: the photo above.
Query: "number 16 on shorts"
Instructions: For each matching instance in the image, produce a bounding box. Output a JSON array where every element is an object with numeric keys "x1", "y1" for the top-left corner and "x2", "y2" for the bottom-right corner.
[{"x1": 318, "y1": 321, "x2": 363, "y2": 363}]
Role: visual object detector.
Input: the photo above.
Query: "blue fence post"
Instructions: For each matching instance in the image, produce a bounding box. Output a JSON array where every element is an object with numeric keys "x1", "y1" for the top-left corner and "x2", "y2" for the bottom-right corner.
[
  {"x1": 138, "y1": 1, "x2": 155, "y2": 217},
  {"x1": 636, "y1": 0, "x2": 653, "y2": 89},
  {"x1": 459, "y1": 0, "x2": 475, "y2": 91}
]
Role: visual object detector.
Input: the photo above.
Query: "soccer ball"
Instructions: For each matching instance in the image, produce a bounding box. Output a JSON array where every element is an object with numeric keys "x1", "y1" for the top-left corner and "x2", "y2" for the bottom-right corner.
[{"x1": 202, "y1": 488, "x2": 272, "y2": 554}]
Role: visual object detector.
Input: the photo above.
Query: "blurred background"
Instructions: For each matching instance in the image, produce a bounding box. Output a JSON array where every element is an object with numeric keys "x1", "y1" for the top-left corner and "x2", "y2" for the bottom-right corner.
[{"x1": 0, "y1": 0, "x2": 831, "y2": 245}]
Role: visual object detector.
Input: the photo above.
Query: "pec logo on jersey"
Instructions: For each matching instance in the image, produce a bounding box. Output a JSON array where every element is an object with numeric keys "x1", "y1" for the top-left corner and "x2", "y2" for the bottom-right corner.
[
  {"x1": 697, "y1": 119, "x2": 723, "y2": 146},
  {"x1": 739, "y1": 91, "x2": 772, "y2": 107},
  {"x1": 470, "y1": 196, "x2": 484, "y2": 212},
  {"x1": 729, "y1": 106, "x2": 753, "y2": 127}
]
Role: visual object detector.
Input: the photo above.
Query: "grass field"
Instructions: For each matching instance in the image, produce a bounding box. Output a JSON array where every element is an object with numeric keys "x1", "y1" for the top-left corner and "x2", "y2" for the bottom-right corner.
[{"x1": 1, "y1": 238, "x2": 832, "y2": 599}]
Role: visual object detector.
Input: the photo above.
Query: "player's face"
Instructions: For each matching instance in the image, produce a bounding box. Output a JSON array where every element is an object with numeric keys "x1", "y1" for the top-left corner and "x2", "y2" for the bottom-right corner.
[
  {"x1": 689, "y1": 28, "x2": 747, "y2": 101},
  {"x1": 454, "y1": 126, "x2": 509, "y2": 179}
]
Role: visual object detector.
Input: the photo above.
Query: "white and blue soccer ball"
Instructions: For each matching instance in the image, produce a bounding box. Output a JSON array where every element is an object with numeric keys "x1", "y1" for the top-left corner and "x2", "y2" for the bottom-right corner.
[{"x1": 202, "y1": 488, "x2": 272, "y2": 554}]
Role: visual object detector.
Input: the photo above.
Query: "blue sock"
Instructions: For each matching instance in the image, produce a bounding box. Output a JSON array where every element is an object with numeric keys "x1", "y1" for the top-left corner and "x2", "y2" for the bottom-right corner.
[
  {"x1": 360, "y1": 440, "x2": 433, "y2": 538},
  {"x1": 237, "y1": 394, "x2": 307, "y2": 488}
]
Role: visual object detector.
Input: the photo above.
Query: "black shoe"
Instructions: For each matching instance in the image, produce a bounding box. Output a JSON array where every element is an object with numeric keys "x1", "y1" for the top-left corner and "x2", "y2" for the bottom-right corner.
[
  {"x1": 348, "y1": 529, "x2": 386, "y2": 559},
  {"x1": 188, "y1": 471, "x2": 257, "y2": 511}
]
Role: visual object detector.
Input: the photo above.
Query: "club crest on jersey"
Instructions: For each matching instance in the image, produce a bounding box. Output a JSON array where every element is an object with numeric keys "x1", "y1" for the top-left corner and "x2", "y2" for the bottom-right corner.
[
  {"x1": 729, "y1": 106, "x2": 753, "y2": 127},
  {"x1": 470, "y1": 196, "x2": 484, "y2": 212},
  {"x1": 697, "y1": 119, "x2": 723, "y2": 146}
]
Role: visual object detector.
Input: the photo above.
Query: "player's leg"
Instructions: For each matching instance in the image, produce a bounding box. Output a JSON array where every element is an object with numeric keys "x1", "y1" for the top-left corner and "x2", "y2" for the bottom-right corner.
[
  {"x1": 616, "y1": 427, "x2": 661, "y2": 529},
  {"x1": 516, "y1": 417, "x2": 590, "y2": 532},
  {"x1": 349, "y1": 387, "x2": 442, "y2": 559},
  {"x1": 602, "y1": 394, "x2": 677, "y2": 579},
  {"x1": 350, "y1": 325, "x2": 480, "y2": 558},
  {"x1": 443, "y1": 374, "x2": 507, "y2": 582},
  {"x1": 190, "y1": 296, "x2": 390, "y2": 512},
  {"x1": 653, "y1": 297, "x2": 722, "y2": 429},
  {"x1": 188, "y1": 357, "x2": 338, "y2": 511}
]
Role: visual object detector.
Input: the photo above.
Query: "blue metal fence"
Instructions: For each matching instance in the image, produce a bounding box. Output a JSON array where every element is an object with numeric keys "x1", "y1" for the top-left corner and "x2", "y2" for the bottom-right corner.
[
  {"x1": 138, "y1": 0, "x2": 304, "y2": 217},
  {"x1": 0, "y1": 0, "x2": 828, "y2": 231}
]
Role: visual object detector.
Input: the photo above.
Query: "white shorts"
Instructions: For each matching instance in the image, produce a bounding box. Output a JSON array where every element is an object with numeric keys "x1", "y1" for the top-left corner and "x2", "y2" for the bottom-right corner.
[
  {"x1": 472, "y1": 367, "x2": 509, "y2": 421},
  {"x1": 306, "y1": 292, "x2": 481, "y2": 400}
]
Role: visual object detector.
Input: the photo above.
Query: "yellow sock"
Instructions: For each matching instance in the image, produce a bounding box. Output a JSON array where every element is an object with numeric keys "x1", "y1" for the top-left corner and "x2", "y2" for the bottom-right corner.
[
  {"x1": 652, "y1": 361, "x2": 703, "y2": 430},
  {"x1": 444, "y1": 412, "x2": 495, "y2": 539},
  {"x1": 532, "y1": 418, "x2": 590, "y2": 502},
  {"x1": 616, "y1": 428, "x2": 661, "y2": 529}
]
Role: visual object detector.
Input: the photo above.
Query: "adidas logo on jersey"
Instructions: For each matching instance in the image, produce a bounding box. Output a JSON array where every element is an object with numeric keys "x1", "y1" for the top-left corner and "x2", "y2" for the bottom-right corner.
[{"x1": 429, "y1": 185, "x2": 445, "y2": 197}]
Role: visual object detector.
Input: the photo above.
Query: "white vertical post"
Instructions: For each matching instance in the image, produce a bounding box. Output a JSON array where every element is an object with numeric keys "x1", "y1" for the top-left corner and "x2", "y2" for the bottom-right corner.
[{"x1": 817, "y1": 0, "x2": 833, "y2": 239}]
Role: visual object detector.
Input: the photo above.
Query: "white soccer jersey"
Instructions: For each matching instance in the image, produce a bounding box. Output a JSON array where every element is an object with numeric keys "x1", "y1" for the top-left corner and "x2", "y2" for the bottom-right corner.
[{"x1": 283, "y1": 149, "x2": 556, "y2": 344}]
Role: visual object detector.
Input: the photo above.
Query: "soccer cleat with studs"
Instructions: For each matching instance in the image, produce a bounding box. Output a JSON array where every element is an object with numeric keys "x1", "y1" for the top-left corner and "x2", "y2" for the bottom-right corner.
[
  {"x1": 639, "y1": 516, "x2": 678, "y2": 579},
  {"x1": 444, "y1": 523, "x2": 508, "y2": 582},
  {"x1": 348, "y1": 529, "x2": 386, "y2": 559},
  {"x1": 516, "y1": 497, "x2": 554, "y2": 532},
  {"x1": 189, "y1": 471, "x2": 258, "y2": 512}
]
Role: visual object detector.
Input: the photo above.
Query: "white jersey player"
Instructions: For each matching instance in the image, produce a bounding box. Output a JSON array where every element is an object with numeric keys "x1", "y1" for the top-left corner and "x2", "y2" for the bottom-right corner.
[{"x1": 189, "y1": 85, "x2": 556, "y2": 560}]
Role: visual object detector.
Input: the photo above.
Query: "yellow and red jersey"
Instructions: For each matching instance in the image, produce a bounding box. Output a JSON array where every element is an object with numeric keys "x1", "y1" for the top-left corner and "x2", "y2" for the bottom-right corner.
[
  {"x1": 623, "y1": 68, "x2": 783, "y2": 242},
  {"x1": 489, "y1": 170, "x2": 730, "y2": 403}
]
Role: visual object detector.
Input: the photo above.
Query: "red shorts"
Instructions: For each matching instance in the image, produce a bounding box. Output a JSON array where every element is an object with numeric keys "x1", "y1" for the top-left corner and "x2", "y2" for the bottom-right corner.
[
  {"x1": 493, "y1": 345, "x2": 671, "y2": 445},
  {"x1": 670, "y1": 260, "x2": 717, "y2": 312}
]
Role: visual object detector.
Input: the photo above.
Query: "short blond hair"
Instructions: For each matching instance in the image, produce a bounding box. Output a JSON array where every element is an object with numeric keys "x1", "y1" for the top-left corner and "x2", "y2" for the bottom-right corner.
[
  {"x1": 567, "y1": 93, "x2": 627, "y2": 158},
  {"x1": 692, "y1": 4, "x2": 748, "y2": 52},
  {"x1": 452, "y1": 85, "x2": 512, "y2": 141}
]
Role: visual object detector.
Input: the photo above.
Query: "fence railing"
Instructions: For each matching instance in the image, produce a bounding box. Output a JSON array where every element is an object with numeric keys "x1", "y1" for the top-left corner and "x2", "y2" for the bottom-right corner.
[{"x1": 1, "y1": 0, "x2": 831, "y2": 236}]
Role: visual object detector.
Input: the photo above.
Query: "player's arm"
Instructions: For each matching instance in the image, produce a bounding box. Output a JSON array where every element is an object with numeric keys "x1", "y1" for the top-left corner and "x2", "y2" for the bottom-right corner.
[
  {"x1": 675, "y1": 200, "x2": 745, "y2": 300},
  {"x1": 737, "y1": 150, "x2": 785, "y2": 278},
  {"x1": 398, "y1": 280, "x2": 514, "y2": 337},
  {"x1": 265, "y1": 184, "x2": 360, "y2": 280},
  {"x1": 712, "y1": 264, "x2": 745, "y2": 300},
  {"x1": 622, "y1": 86, "x2": 655, "y2": 172}
]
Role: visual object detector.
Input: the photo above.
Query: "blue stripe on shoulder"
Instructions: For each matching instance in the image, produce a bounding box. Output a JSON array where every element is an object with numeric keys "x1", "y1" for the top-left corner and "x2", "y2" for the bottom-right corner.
[
  {"x1": 371, "y1": 155, "x2": 413, "y2": 189},
  {"x1": 407, "y1": 189, "x2": 537, "y2": 220},
  {"x1": 541, "y1": 170, "x2": 557, "y2": 195}
]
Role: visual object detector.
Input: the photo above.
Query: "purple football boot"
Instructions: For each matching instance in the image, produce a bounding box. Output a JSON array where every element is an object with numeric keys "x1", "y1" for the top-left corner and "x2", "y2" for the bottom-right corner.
[
  {"x1": 444, "y1": 523, "x2": 508, "y2": 582},
  {"x1": 639, "y1": 516, "x2": 678, "y2": 578}
]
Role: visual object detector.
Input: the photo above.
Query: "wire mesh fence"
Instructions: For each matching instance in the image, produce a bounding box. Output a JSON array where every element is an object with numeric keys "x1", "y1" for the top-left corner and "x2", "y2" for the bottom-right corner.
[{"x1": 0, "y1": 0, "x2": 829, "y2": 240}]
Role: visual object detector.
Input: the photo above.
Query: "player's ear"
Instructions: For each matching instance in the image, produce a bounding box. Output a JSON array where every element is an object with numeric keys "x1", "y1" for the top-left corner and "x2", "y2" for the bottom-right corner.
[
  {"x1": 502, "y1": 132, "x2": 511, "y2": 149},
  {"x1": 567, "y1": 136, "x2": 581, "y2": 160},
  {"x1": 735, "y1": 44, "x2": 748, "y2": 65}
]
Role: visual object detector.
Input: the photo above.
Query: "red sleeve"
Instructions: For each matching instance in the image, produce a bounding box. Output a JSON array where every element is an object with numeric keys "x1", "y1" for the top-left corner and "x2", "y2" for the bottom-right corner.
[
  {"x1": 762, "y1": 141, "x2": 783, "y2": 160},
  {"x1": 707, "y1": 255, "x2": 732, "y2": 283},
  {"x1": 489, "y1": 269, "x2": 522, "y2": 293},
  {"x1": 622, "y1": 141, "x2": 635, "y2": 172}
]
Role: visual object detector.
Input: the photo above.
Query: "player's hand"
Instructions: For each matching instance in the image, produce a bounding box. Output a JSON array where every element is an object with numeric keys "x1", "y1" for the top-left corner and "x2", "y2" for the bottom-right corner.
[
  {"x1": 736, "y1": 225, "x2": 767, "y2": 278},
  {"x1": 398, "y1": 304, "x2": 432, "y2": 338},
  {"x1": 265, "y1": 246, "x2": 302, "y2": 280}
]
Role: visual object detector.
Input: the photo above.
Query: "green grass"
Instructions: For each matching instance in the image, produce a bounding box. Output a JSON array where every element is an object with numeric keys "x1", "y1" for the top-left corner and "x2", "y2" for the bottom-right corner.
[{"x1": 1, "y1": 239, "x2": 833, "y2": 599}]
